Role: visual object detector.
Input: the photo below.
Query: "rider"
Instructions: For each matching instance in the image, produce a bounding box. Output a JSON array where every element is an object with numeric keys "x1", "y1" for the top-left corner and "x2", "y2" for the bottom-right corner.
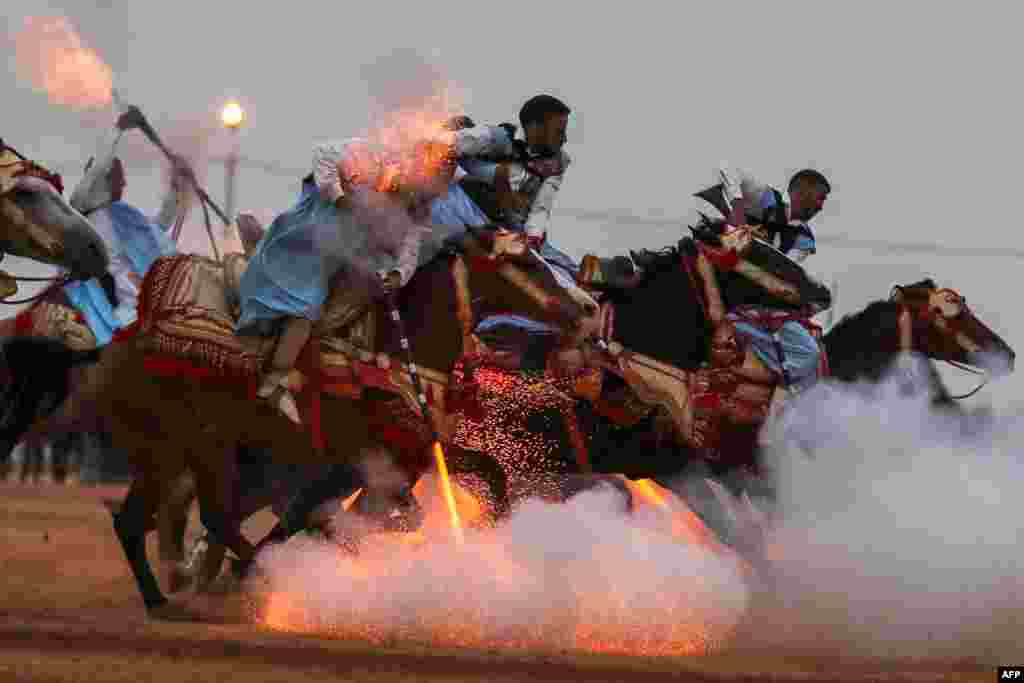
[
  {"x1": 235, "y1": 136, "x2": 455, "y2": 425},
  {"x1": 67, "y1": 107, "x2": 192, "y2": 347},
  {"x1": 431, "y1": 94, "x2": 580, "y2": 285},
  {"x1": 702, "y1": 168, "x2": 831, "y2": 411}
]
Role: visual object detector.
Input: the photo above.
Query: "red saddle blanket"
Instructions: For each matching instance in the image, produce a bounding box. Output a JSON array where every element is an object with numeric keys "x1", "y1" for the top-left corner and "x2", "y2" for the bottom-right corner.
[{"x1": 129, "y1": 253, "x2": 270, "y2": 379}]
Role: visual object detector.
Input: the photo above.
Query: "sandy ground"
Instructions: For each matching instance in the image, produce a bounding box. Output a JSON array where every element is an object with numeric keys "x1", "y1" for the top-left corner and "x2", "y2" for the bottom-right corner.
[{"x1": 0, "y1": 482, "x2": 1000, "y2": 683}]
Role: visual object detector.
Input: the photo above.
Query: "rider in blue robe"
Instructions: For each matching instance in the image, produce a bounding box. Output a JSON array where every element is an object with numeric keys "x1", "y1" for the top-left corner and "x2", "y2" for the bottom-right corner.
[{"x1": 235, "y1": 137, "x2": 453, "y2": 424}]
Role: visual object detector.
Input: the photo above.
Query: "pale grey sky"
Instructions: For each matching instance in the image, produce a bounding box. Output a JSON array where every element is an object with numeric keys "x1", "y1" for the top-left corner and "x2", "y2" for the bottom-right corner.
[{"x1": 3, "y1": 1, "x2": 1022, "y2": 406}]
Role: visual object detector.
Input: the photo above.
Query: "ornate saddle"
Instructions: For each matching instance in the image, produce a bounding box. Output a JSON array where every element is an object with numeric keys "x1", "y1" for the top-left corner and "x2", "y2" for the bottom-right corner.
[{"x1": 129, "y1": 253, "x2": 450, "y2": 426}]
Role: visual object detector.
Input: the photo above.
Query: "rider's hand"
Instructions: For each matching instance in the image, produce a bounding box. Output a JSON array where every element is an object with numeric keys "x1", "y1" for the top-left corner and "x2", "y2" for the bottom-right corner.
[
  {"x1": 116, "y1": 106, "x2": 148, "y2": 132},
  {"x1": 721, "y1": 225, "x2": 754, "y2": 256},
  {"x1": 378, "y1": 270, "x2": 402, "y2": 294}
]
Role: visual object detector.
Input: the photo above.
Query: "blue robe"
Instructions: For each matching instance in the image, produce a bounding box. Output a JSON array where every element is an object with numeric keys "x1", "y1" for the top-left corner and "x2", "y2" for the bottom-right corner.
[{"x1": 63, "y1": 201, "x2": 177, "y2": 346}]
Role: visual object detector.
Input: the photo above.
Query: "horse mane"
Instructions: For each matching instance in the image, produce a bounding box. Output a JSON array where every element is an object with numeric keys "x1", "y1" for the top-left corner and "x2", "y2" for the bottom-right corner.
[
  {"x1": 823, "y1": 300, "x2": 903, "y2": 381},
  {"x1": 605, "y1": 239, "x2": 710, "y2": 370}
]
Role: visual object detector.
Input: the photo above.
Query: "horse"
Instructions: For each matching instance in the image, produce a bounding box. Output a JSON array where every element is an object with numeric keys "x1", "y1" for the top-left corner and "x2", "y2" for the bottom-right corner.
[
  {"x1": 0, "y1": 228, "x2": 593, "y2": 618},
  {"x1": 170, "y1": 236, "x2": 1013, "y2": 586},
  {"x1": 452, "y1": 254, "x2": 1014, "y2": 562},
  {"x1": 0, "y1": 142, "x2": 112, "y2": 296}
]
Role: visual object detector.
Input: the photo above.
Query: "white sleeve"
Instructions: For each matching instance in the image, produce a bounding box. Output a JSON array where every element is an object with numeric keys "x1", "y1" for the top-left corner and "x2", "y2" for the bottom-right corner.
[
  {"x1": 312, "y1": 140, "x2": 347, "y2": 204},
  {"x1": 523, "y1": 154, "x2": 570, "y2": 241},
  {"x1": 152, "y1": 183, "x2": 192, "y2": 231},
  {"x1": 452, "y1": 126, "x2": 503, "y2": 158}
]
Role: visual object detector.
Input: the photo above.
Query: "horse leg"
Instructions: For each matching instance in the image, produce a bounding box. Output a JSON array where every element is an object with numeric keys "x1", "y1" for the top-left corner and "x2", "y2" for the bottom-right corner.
[
  {"x1": 23, "y1": 440, "x2": 43, "y2": 483},
  {"x1": 157, "y1": 470, "x2": 197, "y2": 594},
  {"x1": 255, "y1": 461, "x2": 365, "y2": 552},
  {"x1": 189, "y1": 446, "x2": 257, "y2": 578},
  {"x1": 50, "y1": 434, "x2": 71, "y2": 485},
  {"x1": 194, "y1": 455, "x2": 285, "y2": 592},
  {"x1": 110, "y1": 473, "x2": 173, "y2": 613}
]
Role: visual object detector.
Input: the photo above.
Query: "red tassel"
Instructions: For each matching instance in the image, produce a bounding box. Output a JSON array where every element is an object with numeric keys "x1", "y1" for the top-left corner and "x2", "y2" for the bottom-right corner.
[{"x1": 14, "y1": 309, "x2": 34, "y2": 335}]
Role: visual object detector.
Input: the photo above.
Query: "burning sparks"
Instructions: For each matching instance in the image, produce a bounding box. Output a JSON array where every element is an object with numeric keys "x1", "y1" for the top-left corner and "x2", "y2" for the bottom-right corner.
[
  {"x1": 14, "y1": 17, "x2": 114, "y2": 109},
  {"x1": 254, "y1": 365, "x2": 752, "y2": 658}
]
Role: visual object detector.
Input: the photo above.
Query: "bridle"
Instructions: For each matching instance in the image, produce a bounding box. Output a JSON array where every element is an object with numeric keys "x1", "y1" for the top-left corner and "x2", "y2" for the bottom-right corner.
[{"x1": 891, "y1": 286, "x2": 990, "y2": 401}]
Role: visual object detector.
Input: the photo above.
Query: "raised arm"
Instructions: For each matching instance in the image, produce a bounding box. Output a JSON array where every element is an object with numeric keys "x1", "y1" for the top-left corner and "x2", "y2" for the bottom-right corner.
[{"x1": 152, "y1": 157, "x2": 194, "y2": 231}]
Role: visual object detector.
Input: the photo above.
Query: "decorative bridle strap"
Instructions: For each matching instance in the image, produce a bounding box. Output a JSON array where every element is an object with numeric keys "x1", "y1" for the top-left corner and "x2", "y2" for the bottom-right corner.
[{"x1": 891, "y1": 290, "x2": 989, "y2": 400}]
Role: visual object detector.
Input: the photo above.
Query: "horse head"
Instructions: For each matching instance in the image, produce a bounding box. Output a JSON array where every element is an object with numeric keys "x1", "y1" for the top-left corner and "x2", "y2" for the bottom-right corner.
[
  {"x1": 0, "y1": 145, "x2": 110, "y2": 286},
  {"x1": 890, "y1": 278, "x2": 1014, "y2": 379}
]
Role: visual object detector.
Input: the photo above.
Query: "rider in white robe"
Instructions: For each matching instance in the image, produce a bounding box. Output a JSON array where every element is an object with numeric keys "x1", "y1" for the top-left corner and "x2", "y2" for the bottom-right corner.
[{"x1": 67, "y1": 111, "x2": 191, "y2": 345}]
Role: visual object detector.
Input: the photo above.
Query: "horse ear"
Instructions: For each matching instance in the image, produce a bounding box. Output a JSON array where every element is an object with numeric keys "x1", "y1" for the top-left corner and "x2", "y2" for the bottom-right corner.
[{"x1": 890, "y1": 286, "x2": 904, "y2": 302}]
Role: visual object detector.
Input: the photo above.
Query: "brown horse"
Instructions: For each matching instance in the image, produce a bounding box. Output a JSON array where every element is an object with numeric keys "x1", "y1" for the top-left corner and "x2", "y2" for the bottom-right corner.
[
  {"x1": 0, "y1": 143, "x2": 112, "y2": 294},
  {"x1": 0, "y1": 229, "x2": 592, "y2": 617}
]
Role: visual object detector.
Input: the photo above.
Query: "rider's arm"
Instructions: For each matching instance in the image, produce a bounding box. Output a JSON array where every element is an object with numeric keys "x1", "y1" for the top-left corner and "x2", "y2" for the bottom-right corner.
[
  {"x1": 450, "y1": 125, "x2": 506, "y2": 159},
  {"x1": 152, "y1": 170, "x2": 193, "y2": 233},
  {"x1": 522, "y1": 153, "x2": 571, "y2": 244}
]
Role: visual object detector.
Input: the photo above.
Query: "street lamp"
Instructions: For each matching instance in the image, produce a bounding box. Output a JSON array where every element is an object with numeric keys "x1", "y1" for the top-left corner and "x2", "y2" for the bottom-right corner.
[{"x1": 220, "y1": 100, "x2": 245, "y2": 221}]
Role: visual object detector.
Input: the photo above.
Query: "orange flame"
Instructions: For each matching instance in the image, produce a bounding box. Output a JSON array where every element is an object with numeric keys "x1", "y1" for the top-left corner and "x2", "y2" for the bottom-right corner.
[
  {"x1": 14, "y1": 16, "x2": 114, "y2": 110},
  {"x1": 631, "y1": 479, "x2": 723, "y2": 550},
  {"x1": 432, "y1": 441, "x2": 464, "y2": 544}
]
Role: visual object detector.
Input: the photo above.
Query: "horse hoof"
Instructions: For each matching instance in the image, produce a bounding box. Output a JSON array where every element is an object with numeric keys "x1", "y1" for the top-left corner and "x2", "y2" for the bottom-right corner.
[{"x1": 147, "y1": 601, "x2": 204, "y2": 622}]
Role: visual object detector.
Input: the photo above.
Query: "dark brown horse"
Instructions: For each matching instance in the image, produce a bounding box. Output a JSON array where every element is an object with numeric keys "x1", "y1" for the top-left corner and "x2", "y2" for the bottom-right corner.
[{"x1": 474, "y1": 265, "x2": 1014, "y2": 557}]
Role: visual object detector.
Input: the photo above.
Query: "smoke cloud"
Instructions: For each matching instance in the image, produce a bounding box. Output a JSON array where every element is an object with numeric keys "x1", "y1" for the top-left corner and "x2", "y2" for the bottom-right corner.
[
  {"x1": 254, "y1": 368, "x2": 1022, "y2": 665},
  {"x1": 256, "y1": 479, "x2": 751, "y2": 657},
  {"x1": 13, "y1": 16, "x2": 114, "y2": 110},
  {"x1": 727, "y1": 376, "x2": 1023, "y2": 663}
]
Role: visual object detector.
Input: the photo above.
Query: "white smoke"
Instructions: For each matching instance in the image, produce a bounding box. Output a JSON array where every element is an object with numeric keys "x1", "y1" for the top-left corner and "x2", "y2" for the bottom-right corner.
[
  {"x1": 255, "y1": 480, "x2": 751, "y2": 656},
  {"x1": 254, "y1": 365, "x2": 1022, "y2": 664},
  {"x1": 734, "y1": 373, "x2": 1023, "y2": 662}
]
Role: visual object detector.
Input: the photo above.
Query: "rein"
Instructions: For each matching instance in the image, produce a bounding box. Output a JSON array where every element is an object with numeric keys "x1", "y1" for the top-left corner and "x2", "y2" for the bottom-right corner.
[
  {"x1": 0, "y1": 273, "x2": 70, "y2": 305},
  {"x1": 942, "y1": 359, "x2": 989, "y2": 400}
]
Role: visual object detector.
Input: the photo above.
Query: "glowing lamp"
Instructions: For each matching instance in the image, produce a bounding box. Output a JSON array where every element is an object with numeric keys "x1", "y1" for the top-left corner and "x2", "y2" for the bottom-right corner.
[{"x1": 221, "y1": 100, "x2": 245, "y2": 129}]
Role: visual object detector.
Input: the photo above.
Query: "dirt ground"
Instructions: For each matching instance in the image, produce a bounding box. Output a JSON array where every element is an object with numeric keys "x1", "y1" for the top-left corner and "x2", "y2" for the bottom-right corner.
[{"x1": 0, "y1": 482, "x2": 999, "y2": 682}]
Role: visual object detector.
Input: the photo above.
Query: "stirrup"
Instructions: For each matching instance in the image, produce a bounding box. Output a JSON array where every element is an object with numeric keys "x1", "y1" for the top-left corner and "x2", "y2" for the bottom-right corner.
[{"x1": 258, "y1": 375, "x2": 302, "y2": 425}]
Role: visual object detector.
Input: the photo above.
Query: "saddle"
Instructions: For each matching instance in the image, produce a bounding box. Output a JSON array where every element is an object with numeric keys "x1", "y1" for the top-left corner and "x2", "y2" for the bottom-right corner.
[{"x1": 129, "y1": 254, "x2": 450, "y2": 427}]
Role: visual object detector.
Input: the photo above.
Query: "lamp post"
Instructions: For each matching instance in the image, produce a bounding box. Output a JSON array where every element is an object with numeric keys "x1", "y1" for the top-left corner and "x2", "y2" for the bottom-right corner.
[{"x1": 220, "y1": 100, "x2": 245, "y2": 221}]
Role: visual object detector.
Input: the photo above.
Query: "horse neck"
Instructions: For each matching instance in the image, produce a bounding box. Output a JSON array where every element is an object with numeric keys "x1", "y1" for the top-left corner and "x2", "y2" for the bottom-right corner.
[
  {"x1": 821, "y1": 300, "x2": 952, "y2": 402},
  {"x1": 822, "y1": 300, "x2": 904, "y2": 381},
  {"x1": 607, "y1": 257, "x2": 710, "y2": 370},
  {"x1": 393, "y1": 255, "x2": 582, "y2": 373}
]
